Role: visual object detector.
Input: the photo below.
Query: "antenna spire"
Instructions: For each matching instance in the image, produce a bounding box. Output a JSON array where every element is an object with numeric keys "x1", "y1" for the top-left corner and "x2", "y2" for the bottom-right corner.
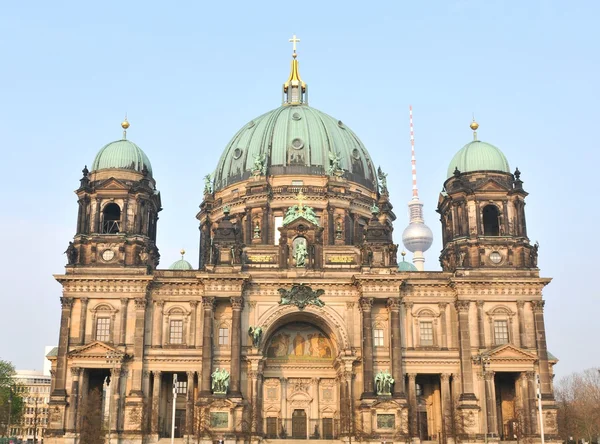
[{"x1": 409, "y1": 105, "x2": 419, "y2": 200}]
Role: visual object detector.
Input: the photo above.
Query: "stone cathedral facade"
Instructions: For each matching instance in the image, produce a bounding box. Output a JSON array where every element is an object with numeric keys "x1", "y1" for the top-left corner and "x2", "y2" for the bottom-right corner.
[{"x1": 46, "y1": 48, "x2": 558, "y2": 444}]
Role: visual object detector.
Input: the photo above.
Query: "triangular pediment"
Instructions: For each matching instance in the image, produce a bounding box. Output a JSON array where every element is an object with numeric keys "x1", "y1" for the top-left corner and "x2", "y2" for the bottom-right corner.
[
  {"x1": 96, "y1": 177, "x2": 129, "y2": 191},
  {"x1": 486, "y1": 344, "x2": 537, "y2": 361},
  {"x1": 475, "y1": 179, "x2": 510, "y2": 192},
  {"x1": 68, "y1": 341, "x2": 124, "y2": 359},
  {"x1": 284, "y1": 215, "x2": 319, "y2": 229}
]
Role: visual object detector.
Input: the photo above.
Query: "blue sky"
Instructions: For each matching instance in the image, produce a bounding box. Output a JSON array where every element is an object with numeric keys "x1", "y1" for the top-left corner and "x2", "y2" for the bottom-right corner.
[{"x1": 0, "y1": 0, "x2": 597, "y2": 378}]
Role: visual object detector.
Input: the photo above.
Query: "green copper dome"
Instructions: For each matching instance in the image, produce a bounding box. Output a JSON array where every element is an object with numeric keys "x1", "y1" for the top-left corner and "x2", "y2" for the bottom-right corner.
[
  {"x1": 213, "y1": 104, "x2": 377, "y2": 191},
  {"x1": 92, "y1": 139, "x2": 153, "y2": 177},
  {"x1": 168, "y1": 259, "x2": 193, "y2": 270},
  {"x1": 447, "y1": 140, "x2": 510, "y2": 179},
  {"x1": 398, "y1": 257, "x2": 418, "y2": 272}
]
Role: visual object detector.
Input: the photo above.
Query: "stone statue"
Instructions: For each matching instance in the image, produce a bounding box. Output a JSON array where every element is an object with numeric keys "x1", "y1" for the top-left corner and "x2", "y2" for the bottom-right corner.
[
  {"x1": 327, "y1": 151, "x2": 343, "y2": 176},
  {"x1": 375, "y1": 369, "x2": 394, "y2": 396},
  {"x1": 283, "y1": 205, "x2": 299, "y2": 225},
  {"x1": 531, "y1": 241, "x2": 539, "y2": 268},
  {"x1": 64, "y1": 241, "x2": 78, "y2": 265},
  {"x1": 251, "y1": 153, "x2": 267, "y2": 176},
  {"x1": 203, "y1": 174, "x2": 213, "y2": 194},
  {"x1": 377, "y1": 166, "x2": 388, "y2": 194},
  {"x1": 211, "y1": 368, "x2": 230, "y2": 395},
  {"x1": 248, "y1": 326, "x2": 263, "y2": 348},
  {"x1": 294, "y1": 241, "x2": 308, "y2": 267},
  {"x1": 302, "y1": 206, "x2": 319, "y2": 226}
]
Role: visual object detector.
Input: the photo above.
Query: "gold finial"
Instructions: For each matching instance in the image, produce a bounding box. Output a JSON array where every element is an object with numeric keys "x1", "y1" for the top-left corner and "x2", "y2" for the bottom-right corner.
[
  {"x1": 470, "y1": 116, "x2": 479, "y2": 141},
  {"x1": 401, "y1": 250, "x2": 407, "y2": 258},
  {"x1": 289, "y1": 34, "x2": 300, "y2": 58},
  {"x1": 283, "y1": 34, "x2": 306, "y2": 104},
  {"x1": 180, "y1": 249, "x2": 186, "y2": 260},
  {"x1": 121, "y1": 115, "x2": 130, "y2": 139}
]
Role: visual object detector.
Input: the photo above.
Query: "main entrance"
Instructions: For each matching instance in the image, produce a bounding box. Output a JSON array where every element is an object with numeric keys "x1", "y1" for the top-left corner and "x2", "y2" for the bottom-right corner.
[
  {"x1": 261, "y1": 320, "x2": 341, "y2": 440},
  {"x1": 292, "y1": 409, "x2": 307, "y2": 439}
]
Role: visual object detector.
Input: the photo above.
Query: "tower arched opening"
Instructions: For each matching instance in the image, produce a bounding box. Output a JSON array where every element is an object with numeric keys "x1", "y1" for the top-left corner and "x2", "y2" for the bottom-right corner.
[
  {"x1": 482, "y1": 204, "x2": 500, "y2": 236},
  {"x1": 101, "y1": 203, "x2": 121, "y2": 234}
]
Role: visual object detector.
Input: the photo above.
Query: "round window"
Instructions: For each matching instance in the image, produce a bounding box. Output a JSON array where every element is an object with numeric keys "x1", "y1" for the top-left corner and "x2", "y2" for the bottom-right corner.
[
  {"x1": 291, "y1": 138, "x2": 304, "y2": 150},
  {"x1": 489, "y1": 251, "x2": 502, "y2": 264},
  {"x1": 247, "y1": 120, "x2": 255, "y2": 128},
  {"x1": 233, "y1": 148, "x2": 243, "y2": 159},
  {"x1": 292, "y1": 112, "x2": 301, "y2": 120},
  {"x1": 352, "y1": 148, "x2": 360, "y2": 160},
  {"x1": 102, "y1": 249, "x2": 115, "y2": 262}
]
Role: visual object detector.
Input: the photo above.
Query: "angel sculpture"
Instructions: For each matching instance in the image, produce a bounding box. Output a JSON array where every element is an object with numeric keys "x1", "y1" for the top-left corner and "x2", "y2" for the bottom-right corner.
[
  {"x1": 377, "y1": 166, "x2": 388, "y2": 193},
  {"x1": 203, "y1": 174, "x2": 213, "y2": 194},
  {"x1": 327, "y1": 151, "x2": 342, "y2": 176},
  {"x1": 251, "y1": 153, "x2": 267, "y2": 176},
  {"x1": 248, "y1": 326, "x2": 263, "y2": 348}
]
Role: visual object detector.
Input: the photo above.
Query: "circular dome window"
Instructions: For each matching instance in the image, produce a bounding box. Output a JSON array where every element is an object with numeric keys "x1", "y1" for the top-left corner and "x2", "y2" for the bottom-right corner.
[
  {"x1": 233, "y1": 148, "x2": 243, "y2": 159},
  {"x1": 352, "y1": 148, "x2": 361, "y2": 160},
  {"x1": 291, "y1": 138, "x2": 304, "y2": 150},
  {"x1": 338, "y1": 120, "x2": 345, "y2": 128},
  {"x1": 292, "y1": 112, "x2": 302, "y2": 121},
  {"x1": 247, "y1": 121, "x2": 255, "y2": 128}
]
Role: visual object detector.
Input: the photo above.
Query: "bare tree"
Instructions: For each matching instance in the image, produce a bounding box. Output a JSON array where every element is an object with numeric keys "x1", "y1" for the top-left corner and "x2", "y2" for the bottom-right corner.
[{"x1": 556, "y1": 368, "x2": 600, "y2": 444}]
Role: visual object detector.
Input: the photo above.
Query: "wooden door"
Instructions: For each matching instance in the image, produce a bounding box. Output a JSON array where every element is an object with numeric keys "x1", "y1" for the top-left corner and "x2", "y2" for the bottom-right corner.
[{"x1": 292, "y1": 409, "x2": 307, "y2": 439}]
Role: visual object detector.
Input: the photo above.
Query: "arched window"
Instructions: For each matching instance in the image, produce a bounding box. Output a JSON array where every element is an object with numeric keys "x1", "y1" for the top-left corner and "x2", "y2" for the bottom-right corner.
[
  {"x1": 482, "y1": 205, "x2": 500, "y2": 236},
  {"x1": 102, "y1": 203, "x2": 121, "y2": 234}
]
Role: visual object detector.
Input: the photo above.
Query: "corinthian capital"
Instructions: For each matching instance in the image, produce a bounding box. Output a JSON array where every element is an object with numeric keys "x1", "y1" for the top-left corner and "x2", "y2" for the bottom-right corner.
[
  {"x1": 359, "y1": 297, "x2": 374, "y2": 312},
  {"x1": 531, "y1": 300, "x2": 545, "y2": 313},
  {"x1": 230, "y1": 296, "x2": 244, "y2": 310},
  {"x1": 455, "y1": 300, "x2": 471, "y2": 312},
  {"x1": 60, "y1": 297, "x2": 74, "y2": 308}
]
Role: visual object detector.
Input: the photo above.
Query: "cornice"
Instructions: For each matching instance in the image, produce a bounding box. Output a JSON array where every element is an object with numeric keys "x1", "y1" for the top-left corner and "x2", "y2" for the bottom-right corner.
[{"x1": 55, "y1": 276, "x2": 153, "y2": 294}]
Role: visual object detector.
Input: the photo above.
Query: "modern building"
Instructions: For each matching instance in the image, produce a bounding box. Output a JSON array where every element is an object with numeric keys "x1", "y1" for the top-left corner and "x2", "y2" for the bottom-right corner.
[
  {"x1": 12, "y1": 370, "x2": 51, "y2": 442},
  {"x1": 46, "y1": 43, "x2": 558, "y2": 444}
]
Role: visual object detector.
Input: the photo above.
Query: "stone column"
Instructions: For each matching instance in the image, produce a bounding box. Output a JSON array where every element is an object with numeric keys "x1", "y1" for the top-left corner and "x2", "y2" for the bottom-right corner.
[
  {"x1": 200, "y1": 297, "x2": 216, "y2": 394},
  {"x1": 78, "y1": 298, "x2": 89, "y2": 345},
  {"x1": 440, "y1": 373, "x2": 451, "y2": 437},
  {"x1": 119, "y1": 298, "x2": 128, "y2": 345},
  {"x1": 153, "y1": 300, "x2": 165, "y2": 347},
  {"x1": 189, "y1": 301, "x2": 198, "y2": 347},
  {"x1": 311, "y1": 378, "x2": 320, "y2": 420},
  {"x1": 151, "y1": 371, "x2": 162, "y2": 434},
  {"x1": 359, "y1": 297, "x2": 375, "y2": 397},
  {"x1": 328, "y1": 207, "x2": 335, "y2": 245},
  {"x1": 532, "y1": 301, "x2": 552, "y2": 397},
  {"x1": 53, "y1": 297, "x2": 73, "y2": 396},
  {"x1": 230, "y1": 296, "x2": 244, "y2": 396},
  {"x1": 66, "y1": 367, "x2": 81, "y2": 432},
  {"x1": 94, "y1": 197, "x2": 101, "y2": 233},
  {"x1": 110, "y1": 367, "x2": 122, "y2": 432},
  {"x1": 525, "y1": 371, "x2": 538, "y2": 435},
  {"x1": 517, "y1": 301, "x2": 527, "y2": 348},
  {"x1": 518, "y1": 373, "x2": 531, "y2": 435},
  {"x1": 439, "y1": 302, "x2": 448, "y2": 349},
  {"x1": 404, "y1": 301, "x2": 414, "y2": 348},
  {"x1": 245, "y1": 208, "x2": 252, "y2": 244},
  {"x1": 129, "y1": 298, "x2": 147, "y2": 395},
  {"x1": 186, "y1": 371, "x2": 195, "y2": 436},
  {"x1": 484, "y1": 371, "x2": 497, "y2": 435},
  {"x1": 455, "y1": 300, "x2": 477, "y2": 400},
  {"x1": 387, "y1": 298, "x2": 405, "y2": 396},
  {"x1": 477, "y1": 300, "x2": 486, "y2": 349},
  {"x1": 280, "y1": 377, "x2": 287, "y2": 421},
  {"x1": 407, "y1": 373, "x2": 418, "y2": 436},
  {"x1": 249, "y1": 370, "x2": 261, "y2": 433}
]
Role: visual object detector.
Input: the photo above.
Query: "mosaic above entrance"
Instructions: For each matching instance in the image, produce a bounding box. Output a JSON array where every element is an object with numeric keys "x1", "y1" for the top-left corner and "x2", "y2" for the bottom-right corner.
[{"x1": 266, "y1": 322, "x2": 334, "y2": 361}]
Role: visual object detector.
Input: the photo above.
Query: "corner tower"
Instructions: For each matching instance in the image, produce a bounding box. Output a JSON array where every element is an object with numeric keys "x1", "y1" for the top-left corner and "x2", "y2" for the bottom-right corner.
[
  {"x1": 67, "y1": 119, "x2": 162, "y2": 269},
  {"x1": 437, "y1": 120, "x2": 535, "y2": 271}
]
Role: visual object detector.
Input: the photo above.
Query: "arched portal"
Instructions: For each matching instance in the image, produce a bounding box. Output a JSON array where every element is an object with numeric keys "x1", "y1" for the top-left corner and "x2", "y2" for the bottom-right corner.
[{"x1": 259, "y1": 310, "x2": 346, "y2": 440}]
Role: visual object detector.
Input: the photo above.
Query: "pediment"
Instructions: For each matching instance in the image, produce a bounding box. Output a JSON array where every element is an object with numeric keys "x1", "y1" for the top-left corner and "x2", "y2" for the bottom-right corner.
[
  {"x1": 68, "y1": 341, "x2": 124, "y2": 359},
  {"x1": 283, "y1": 215, "x2": 319, "y2": 229},
  {"x1": 475, "y1": 179, "x2": 509, "y2": 192},
  {"x1": 487, "y1": 344, "x2": 537, "y2": 361},
  {"x1": 96, "y1": 177, "x2": 129, "y2": 191}
]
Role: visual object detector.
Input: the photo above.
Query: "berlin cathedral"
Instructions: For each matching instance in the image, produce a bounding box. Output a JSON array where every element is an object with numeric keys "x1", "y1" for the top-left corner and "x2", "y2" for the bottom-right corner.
[{"x1": 46, "y1": 40, "x2": 558, "y2": 444}]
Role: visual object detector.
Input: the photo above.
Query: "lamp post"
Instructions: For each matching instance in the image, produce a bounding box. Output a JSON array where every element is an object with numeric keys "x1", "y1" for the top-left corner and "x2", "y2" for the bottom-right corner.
[
  {"x1": 536, "y1": 374, "x2": 545, "y2": 444},
  {"x1": 6, "y1": 386, "x2": 12, "y2": 438},
  {"x1": 171, "y1": 374, "x2": 178, "y2": 444},
  {"x1": 105, "y1": 351, "x2": 120, "y2": 444}
]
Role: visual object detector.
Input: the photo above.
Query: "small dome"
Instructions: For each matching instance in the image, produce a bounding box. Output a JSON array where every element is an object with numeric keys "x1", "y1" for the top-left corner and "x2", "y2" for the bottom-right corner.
[
  {"x1": 398, "y1": 257, "x2": 418, "y2": 272},
  {"x1": 213, "y1": 105, "x2": 377, "y2": 191},
  {"x1": 169, "y1": 259, "x2": 193, "y2": 270},
  {"x1": 92, "y1": 139, "x2": 153, "y2": 176},
  {"x1": 402, "y1": 222, "x2": 433, "y2": 253},
  {"x1": 447, "y1": 140, "x2": 510, "y2": 179}
]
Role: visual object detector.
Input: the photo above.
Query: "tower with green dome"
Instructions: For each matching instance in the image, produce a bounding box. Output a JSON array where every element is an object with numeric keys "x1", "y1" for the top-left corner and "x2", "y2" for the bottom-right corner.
[
  {"x1": 437, "y1": 120, "x2": 537, "y2": 271},
  {"x1": 67, "y1": 118, "x2": 162, "y2": 268}
]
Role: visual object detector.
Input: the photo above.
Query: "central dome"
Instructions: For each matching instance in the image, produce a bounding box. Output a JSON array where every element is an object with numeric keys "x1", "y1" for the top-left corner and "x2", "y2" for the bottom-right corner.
[{"x1": 213, "y1": 104, "x2": 377, "y2": 191}]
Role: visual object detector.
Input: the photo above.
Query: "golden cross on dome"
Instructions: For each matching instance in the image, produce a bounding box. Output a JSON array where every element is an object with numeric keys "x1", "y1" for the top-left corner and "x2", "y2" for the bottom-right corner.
[
  {"x1": 297, "y1": 190, "x2": 306, "y2": 212},
  {"x1": 289, "y1": 34, "x2": 300, "y2": 58}
]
